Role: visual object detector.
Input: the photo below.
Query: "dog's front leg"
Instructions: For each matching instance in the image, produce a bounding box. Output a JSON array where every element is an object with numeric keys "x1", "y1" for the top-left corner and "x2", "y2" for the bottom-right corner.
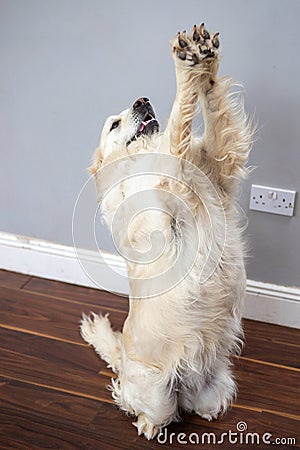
[
  {"x1": 190, "y1": 31, "x2": 253, "y2": 194},
  {"x1": 199, "y1": 76, "x2": 253, "y2": 193},
  {"x1": 164, "y1": 24, "x2": 219, "y2": 156}
]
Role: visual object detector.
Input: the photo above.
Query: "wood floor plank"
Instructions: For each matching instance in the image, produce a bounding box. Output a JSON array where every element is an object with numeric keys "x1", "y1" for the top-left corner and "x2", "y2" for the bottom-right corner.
[
  {"x1": 0, "y1": 328, "x2": 112, "y2": 402},
  {"x1": 234, "y1": 357, "x2": 300, "y2": 417},
  {"x1": 0, "y1": 413, "x2": 118, "y2": 450},
  {"x1": 0, "y1": 377, "x2": 151, "y2": 450},
  {"x1": 243, "y1": 318, "x2": 300, "y2": 347},
  {"x1": 0, "y1": 270, "x2": 31, "y2": 290},
  {"x1": 0, "y1": 286, "x2": 125, "y2": 345},
  {"x1": 242, "y1": 319, "x2": 300, "y2": 369},
  {"x1": 1, "y1": 377, "x2": 299, "y2": 449},
  {"x1": 23, "y1": 276, "x2": 129, "y2": 312},
  {"x1": 0, "y1": 376, "x2": 98, "y2": 428},
  {"x1": 241, "y1": 337, "x2": 300, "y2": 369}
]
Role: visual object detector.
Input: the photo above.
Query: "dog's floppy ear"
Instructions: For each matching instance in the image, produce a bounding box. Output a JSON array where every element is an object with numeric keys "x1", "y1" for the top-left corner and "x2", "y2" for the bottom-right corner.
[{"x1": 89, "y1": 145, "x2": 103, "y2": 176}]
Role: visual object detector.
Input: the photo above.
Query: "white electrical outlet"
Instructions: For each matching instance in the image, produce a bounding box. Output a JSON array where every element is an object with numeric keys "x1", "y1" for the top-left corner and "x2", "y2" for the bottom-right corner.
[{"x1": 249, "y1": 185, "x2": 296, "y2": 216}]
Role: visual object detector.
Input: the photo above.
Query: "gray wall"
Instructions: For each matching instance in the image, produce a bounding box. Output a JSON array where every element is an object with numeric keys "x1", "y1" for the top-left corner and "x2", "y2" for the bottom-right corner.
[{"x1": 1, "y1": 0, "x2": 300, "y2": 287}]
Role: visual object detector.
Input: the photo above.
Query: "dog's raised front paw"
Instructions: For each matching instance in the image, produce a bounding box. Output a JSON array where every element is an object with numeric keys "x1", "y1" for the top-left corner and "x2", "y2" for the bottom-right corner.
[{"x1": 172, "y1": 23, "x2": 220, "y2": 66}]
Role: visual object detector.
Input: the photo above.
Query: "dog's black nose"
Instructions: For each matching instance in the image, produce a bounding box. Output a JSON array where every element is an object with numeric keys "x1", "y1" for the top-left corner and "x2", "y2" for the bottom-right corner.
[{"x1": 133, "y1": 97, "x2": 149, "y2": 110}]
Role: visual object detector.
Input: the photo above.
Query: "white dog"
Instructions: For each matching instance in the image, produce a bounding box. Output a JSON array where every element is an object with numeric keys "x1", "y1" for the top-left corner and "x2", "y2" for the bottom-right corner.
[{"x1": 80, "y1": 23, "x2": 253, "y2": 439}]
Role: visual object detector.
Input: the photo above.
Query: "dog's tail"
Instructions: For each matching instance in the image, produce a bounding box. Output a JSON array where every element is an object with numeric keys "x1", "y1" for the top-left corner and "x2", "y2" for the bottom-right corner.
[{"x1": 80, "y1": 313, "x2": 122, "y2": 373}]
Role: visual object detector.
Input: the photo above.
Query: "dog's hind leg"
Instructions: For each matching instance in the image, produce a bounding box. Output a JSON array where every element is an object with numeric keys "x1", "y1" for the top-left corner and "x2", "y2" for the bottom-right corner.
[
  {"x1": 80, "y1": 313, "x2": 122, "y2": 373},
  {"x1": 178, "y1": 360, "x2": 236, "y2": 421},
  {"x1": 112, "y1": 359, "x2": 178, "y2": 440}
]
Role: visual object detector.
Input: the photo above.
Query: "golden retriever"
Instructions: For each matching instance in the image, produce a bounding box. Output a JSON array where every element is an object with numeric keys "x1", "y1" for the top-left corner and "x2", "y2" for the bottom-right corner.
[{"x1": 80, "y1": 22, "x2": 253, "y2": 439}]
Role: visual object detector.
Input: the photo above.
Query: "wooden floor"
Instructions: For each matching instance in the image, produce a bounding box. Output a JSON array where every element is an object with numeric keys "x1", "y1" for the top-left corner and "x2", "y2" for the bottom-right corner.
[{"x1": 0, "y1": 270, "x2": 299, "y2": 450}]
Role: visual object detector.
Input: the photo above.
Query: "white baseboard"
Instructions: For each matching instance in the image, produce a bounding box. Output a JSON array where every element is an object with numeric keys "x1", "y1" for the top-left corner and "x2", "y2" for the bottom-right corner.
[
  {"x1": 0, "y1": 232, "x2": 129, "y2": 295},
  {"x1": 0, "y1": 232, "x2": 299, "y2": 328}
]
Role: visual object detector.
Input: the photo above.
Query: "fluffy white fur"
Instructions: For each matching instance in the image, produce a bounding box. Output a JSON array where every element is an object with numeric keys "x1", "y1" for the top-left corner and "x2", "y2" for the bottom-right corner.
[{"x1": 80, "y1": 23, "x2": 253, "y2": 440}]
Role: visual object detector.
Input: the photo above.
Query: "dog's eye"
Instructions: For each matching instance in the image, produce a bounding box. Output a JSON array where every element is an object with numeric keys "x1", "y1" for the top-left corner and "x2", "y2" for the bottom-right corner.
[{"x1": 110, "y1": 120, "x2": 120, "y2": 131}]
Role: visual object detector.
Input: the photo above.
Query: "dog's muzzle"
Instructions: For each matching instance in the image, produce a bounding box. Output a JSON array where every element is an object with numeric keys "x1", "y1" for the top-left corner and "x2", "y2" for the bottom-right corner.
[{"x1": 126, "y1": 97, "x2": 160, "y2": 146}]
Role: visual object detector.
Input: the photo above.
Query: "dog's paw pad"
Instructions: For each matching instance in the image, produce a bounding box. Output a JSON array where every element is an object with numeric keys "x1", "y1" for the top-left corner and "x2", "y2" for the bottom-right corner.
[
  {"x1": 133, "y1": 414, "x2": 159, "y2": 440},
  {"x1": 178, "y1": 31, "x2": 188, "y2": 48},
  {"x1": 172, "y1": 23, "x2": 220, "y2": 66},
  {"x1": 173, "y1": 31, "x2": 198, "y2": 65},
  {"x1": 197, "y1": 23, "x2": 220, "y2": 59}
]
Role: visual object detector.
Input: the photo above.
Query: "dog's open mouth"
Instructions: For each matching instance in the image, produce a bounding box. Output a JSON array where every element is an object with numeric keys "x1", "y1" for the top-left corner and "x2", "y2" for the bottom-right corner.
[
  {"x1": 137, "y1": 113, "x2": 159, "y2": 134},
  {"x1": 127, "y1": 103, "x2": 160, "y2": 146},
  {"x1": 133, "y1": 112, "x2": 160, "y2": 143}
]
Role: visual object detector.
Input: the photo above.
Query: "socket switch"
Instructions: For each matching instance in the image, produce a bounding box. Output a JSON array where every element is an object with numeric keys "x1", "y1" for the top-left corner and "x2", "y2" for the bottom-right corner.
[{"x1": 249, "y1": 184, "x2": 296, "y2": 217}]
